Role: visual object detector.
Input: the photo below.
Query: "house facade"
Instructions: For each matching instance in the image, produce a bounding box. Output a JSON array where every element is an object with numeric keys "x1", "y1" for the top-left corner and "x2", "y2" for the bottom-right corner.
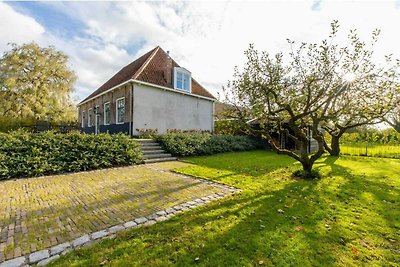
[{"x1": 78, "y1": 46, "x2": 216, "y2": 135}]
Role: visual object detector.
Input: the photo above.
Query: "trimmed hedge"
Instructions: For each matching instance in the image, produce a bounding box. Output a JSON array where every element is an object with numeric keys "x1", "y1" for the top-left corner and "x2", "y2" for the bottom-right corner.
[
  {"x1": 156, "y1": 133, "x2": 263, "y2": 157},
  {"x1": 0, "y1": 131, "x2": 142, "y2": 180}
]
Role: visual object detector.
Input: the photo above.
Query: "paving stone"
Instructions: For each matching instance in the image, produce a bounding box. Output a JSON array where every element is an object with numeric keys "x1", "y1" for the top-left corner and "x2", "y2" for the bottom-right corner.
[
  {"x1": 61, "y1": 248, "x2": 72, "y2": 255},
  {"x1": 50, "y1": 242, "x2": 70, "y2": 256},
  {"x1": 82, "y1": 241, "x2": 95, "y2": 248},
  {"x1": 143, "y1": 220, "x2": 156, "y2": 226},
  {"x1": 29, "y1": 249, "x2": 49, "y2": 263},
  {"x1": 0, "y1": 163, "x2": 234, "y2": 261},
  {"x1": 123, "y1": 221, "x2": 137, "y2": 229},
  {"x1": 155, "y1": 216, "x2": 167, "y2": 222},
  {"x1": 37, "y1": 255, "x2": 59, "y2": 266},
  {"x1": 0, "y1": 256, "x2": 26, "y2": 267},
  {"x1": 146, "y1": 213, "x2": 158, "y2": 220},
  {"x1": 60, "y1": 248, "x2": 72, "y2": 256},
  {"x1": 90, "y1": 230, "x2": 108, "y2": 240},
  {"x1": 72, "y1": 235, "x2": 90, "y2": 247},
  {"x1": 165, "y1": 208, "x2": 176, "y2": 214},
  {"x1": 134, "y1": 217, "x2": 148, "y2": 224},
  {"x1": 108, "y1": 225, "x2": 125, "y2": 234},
  {"x1": 156, "y1": 210, "x2": 167, "y2": 216},
  {"x1": 104, "y1": 234, "x2": 116, "y2": 240}
]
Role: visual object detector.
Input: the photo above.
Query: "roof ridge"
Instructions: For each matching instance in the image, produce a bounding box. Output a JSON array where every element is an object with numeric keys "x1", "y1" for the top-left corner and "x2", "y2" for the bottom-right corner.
[{"x1": 132, "y1": 46, "x2": 160, "y2": 79}]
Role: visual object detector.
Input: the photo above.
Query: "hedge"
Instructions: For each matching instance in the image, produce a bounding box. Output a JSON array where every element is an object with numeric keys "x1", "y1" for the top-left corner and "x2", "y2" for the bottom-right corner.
[
  {"x1": 0, "y1": 131, "x2": 142, "y2": 180},
  {"x1": 156, "y1": 133, "x2": 263, "y2": 157}
]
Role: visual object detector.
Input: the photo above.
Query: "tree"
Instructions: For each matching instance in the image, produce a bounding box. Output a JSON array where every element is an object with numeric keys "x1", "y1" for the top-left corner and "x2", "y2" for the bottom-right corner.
[
  {"x1": 321, "y1": 31, "x2": 400, "y2": 155},
  {"x1": 223, "y1": 21, "x2": 400, "y2": 176},
  {"x1": 0, "y1": 42, "x2": 77, "y2": 126},
  {"x1": 384, "y1": 104, "x2": 400, "y2": 133}
]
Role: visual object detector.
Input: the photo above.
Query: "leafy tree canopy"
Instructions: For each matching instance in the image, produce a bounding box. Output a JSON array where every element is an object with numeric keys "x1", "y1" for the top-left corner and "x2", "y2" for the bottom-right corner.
[
  {"x1": 223, "y1": 21, "x2": 400, "y2": 176},
  {"x1": 0, "y1": 42, "x2": 77, "y2": 126}
]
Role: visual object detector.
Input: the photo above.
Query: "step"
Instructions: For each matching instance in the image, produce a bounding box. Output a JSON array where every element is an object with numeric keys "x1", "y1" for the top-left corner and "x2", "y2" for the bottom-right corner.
[
  {"x1": 144, "y1": 157, "x2": 177, "y2": 164},
  {"x1": 141, "y1": 145, "x2": 163, "y2": 150},
  {"x1": 142, "y1": 150, "x2": 165, "y2": 155},
  {"x1": 135, "y1": 139, "x2": 156, "y2": 143},
  {"x1": 140, "y1": 142, "x2": 160, "y2": 147},
  {"x1": 143, "y1": 153, "x2": 172, "y2": 159}
]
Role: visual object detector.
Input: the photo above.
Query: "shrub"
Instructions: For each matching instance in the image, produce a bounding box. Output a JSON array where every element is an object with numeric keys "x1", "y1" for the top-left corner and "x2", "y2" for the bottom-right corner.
[
  {"x1": 156, "y1": 133, "x2": 263, "y2": 157},
  {"x1": 135, "y1": 128, "x2": 158, "y2": 139},
  {"x1": 0, "y1": 130, "x2": 142, "y2": 180}
]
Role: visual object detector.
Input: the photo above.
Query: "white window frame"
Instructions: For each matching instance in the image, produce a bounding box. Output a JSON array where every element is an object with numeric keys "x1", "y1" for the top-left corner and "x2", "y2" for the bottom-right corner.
[
  {"x1": 103, "y1": 102, "x2": 110, "y2": 125},
  {"x1": 174, "y1": 67, "x2": 191, "y2": 93},
  {"x1": 88, "y1": 108, "x2": 92, "y2": 127},
  {"x1": 81, "y1": 111, "x2": 85, "y2": 128},
  {"x1": 116, "y1": 97, "x2": 125, "y2": 125}
]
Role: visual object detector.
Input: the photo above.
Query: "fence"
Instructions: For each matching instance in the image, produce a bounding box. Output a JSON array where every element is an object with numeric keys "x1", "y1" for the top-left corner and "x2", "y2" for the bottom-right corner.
[
  {"x1": 340, "y1": 142, "x2": 400, "y2": 159},
  {"x1": 2, "y1": 121, "x2": 79, "y2": 133}
]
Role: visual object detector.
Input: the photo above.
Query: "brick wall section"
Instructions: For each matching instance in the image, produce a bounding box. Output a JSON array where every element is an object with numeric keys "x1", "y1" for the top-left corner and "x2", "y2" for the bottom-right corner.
[{"x1": 78, "y1": 85, "x2": 133, "y2": 127}]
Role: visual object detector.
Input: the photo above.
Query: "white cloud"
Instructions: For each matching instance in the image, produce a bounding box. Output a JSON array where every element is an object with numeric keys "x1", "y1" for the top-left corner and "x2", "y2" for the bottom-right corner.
[
  {"x1": 0, "y1": 2, "x2": 45, "y2": 52},
  {"x1": 1, "y1": 1, "x2": 400, "y2": 101}
]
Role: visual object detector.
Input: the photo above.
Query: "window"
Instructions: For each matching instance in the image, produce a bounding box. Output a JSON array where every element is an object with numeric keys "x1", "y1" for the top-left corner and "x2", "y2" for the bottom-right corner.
[
  {"x1": 88, "y1": 108, "x2": 92, "y2": 127},
  {"x1": 116, "y1": 98, "x2": 125, "y2": 124},
  {"x1": 104, "y1": 102, "x2": 110, "y2": 125},
  {"x1": 81, "y1": 111, "x2": 85, "y2": 128},
  {"x1": 174, "y1": 67, "x2": 191, "y2": 92}
]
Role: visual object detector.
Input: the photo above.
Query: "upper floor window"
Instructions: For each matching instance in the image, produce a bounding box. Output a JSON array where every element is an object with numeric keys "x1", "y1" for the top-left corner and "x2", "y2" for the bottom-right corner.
[
  {"x1": 81, "y1": 111, "x2": 85, "y2": 128},
  {"x1": 104, "y1": 102, "x2": 110, "y2": 125},
  {"x1": 174, "y1": 67, "x2": 191, "y2": 92},
  {"x1": 88, "y1": 108, "x2": 92, "y2": 127},
  {"x1": 116, "y1": 98, "x2": 125, "y2": 124}
]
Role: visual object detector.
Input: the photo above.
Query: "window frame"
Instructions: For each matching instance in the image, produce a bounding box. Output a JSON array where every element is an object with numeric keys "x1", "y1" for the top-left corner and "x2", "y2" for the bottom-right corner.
[
  {"x1": 116, "y1": 97, "x2": 125, "y2": 125},
  {"x1": 173, "y1": 67, "x2": 191, "y2": 93},
  {"x1": 103, "y1": 102, "x2": 111, "y2": 125},
  {"x1": 88, "y1": 108, "x2": 92, "y2": 127},
  {"x1": 81, "y1": 110, "x2": 85, "y2": 128}
]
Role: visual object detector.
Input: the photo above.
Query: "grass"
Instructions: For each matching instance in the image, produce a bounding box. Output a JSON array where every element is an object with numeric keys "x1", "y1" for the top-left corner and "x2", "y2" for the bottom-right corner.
[
  {"x1": 50, "y1": 151, "x2": 399, "y2": 266},
  {"x1": 341, "y1": 142, "x2": 400, "y2": 159}
]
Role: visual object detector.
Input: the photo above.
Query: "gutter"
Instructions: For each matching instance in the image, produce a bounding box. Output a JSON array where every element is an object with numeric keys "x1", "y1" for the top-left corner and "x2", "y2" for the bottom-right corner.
[{"x1": 77, "y1": 79, "x2": 216, "y2": 106}]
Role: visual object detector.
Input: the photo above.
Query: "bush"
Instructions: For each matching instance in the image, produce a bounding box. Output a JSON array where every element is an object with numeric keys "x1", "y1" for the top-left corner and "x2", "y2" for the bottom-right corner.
[
  {"x1": 292, "y1": 169, "x2": 321, "y2": 179},
  {"x1": 156, "y1": 133, "x2": 263, "y2": 157},
  {"x1": 0, "y1": 131, "x2": 142, "y2": 180}
]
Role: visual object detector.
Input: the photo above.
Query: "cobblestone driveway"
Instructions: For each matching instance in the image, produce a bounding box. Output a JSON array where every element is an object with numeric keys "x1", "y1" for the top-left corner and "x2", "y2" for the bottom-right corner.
[{"x1": 0, "y1": 163, "x2": 222, "y2": 263}]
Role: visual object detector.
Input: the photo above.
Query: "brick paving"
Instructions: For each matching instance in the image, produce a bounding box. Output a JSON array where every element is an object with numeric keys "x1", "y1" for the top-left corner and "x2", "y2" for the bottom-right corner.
[{"x1": 0, "y1": 163, "x2": 226, "y2": 264}]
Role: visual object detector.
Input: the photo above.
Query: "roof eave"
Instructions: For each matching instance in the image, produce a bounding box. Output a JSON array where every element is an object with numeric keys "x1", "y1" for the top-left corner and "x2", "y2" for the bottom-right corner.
[{"x1": 77, "y1": 79, "x2": 216, "y2": 107}]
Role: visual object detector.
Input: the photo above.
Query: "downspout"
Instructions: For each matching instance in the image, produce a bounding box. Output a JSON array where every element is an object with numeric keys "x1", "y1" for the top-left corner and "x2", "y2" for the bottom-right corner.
[
  {"x1": 212, "y1": 101, "x2": 215, "y2": 133},
  {"x1": 131, "y1": 82, "x2": 134, "y2": 136}
]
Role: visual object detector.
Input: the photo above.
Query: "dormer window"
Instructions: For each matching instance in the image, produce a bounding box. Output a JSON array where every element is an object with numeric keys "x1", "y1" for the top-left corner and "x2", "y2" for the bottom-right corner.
[{"x1": 174, "y1": 67, "x2": 191, "y2": 92}]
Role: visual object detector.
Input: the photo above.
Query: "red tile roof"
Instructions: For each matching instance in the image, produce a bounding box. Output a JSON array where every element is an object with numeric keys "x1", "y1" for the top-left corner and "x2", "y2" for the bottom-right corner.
[{"x1": 80, "y1": 46, "x2": 215, "y2": 104}]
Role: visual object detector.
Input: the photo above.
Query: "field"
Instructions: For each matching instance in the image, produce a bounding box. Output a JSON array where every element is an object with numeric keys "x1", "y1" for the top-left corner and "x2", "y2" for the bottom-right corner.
[
  {"x1": 50, "y1": 151, "x2": 400, "y2": 266},
  {"x1": 340, "y1": 142, "x2": 400, "y2": 158}
]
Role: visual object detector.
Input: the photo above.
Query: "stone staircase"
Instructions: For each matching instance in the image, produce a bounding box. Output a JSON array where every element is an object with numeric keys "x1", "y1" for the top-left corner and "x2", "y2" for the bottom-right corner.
[{"x1": 136, "y1": 139, "x2": 177, "y2": 164}]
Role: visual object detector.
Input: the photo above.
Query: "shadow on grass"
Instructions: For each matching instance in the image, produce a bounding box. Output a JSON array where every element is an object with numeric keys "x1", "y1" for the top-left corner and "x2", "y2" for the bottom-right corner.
[{"x1": 49, "y1": 152, "x2": 400, "y2": 266}]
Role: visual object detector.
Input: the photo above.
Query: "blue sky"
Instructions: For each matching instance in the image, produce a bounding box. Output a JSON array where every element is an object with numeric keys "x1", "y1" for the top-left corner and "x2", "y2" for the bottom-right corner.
[{"x1": 1, "y1": 1, "x2": 400, "y2": 102}]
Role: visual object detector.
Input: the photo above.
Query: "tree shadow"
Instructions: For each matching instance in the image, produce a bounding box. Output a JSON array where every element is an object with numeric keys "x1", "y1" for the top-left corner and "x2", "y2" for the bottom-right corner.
[{"x1": 49, "y1": 153, "x2": 399, "y2": 266}]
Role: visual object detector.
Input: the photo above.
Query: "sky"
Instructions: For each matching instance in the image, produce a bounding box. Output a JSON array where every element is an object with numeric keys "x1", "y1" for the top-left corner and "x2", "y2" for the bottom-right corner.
[{"x1": 1, "y1": 0, "x2": 400, "y2": 103}]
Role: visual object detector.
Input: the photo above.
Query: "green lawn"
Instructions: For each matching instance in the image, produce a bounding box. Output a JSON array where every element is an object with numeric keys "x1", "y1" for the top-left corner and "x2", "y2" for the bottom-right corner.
[
  {"x1": 50, "y1": 151, "x2": 399, "y2": 267},
  {"x1": 341, "y1": 142, "x2": 400, "y2": 159}
]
